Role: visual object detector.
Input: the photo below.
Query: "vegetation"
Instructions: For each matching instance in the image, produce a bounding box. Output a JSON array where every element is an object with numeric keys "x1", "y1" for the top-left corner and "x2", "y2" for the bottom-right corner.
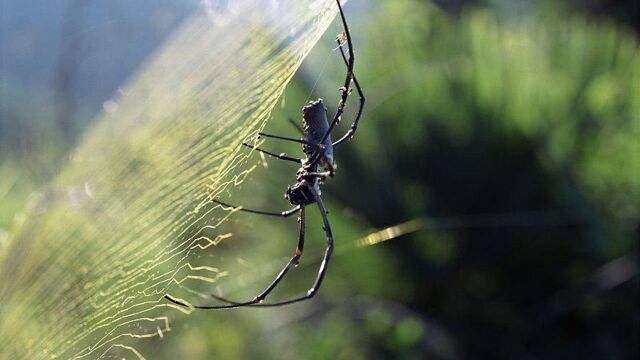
[{"x1": 1, "y1": 0, "x2": 637, "y2": 358}]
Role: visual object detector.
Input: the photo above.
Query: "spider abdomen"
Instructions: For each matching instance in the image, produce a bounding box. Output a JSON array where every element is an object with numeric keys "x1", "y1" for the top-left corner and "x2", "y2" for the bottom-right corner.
[{"x1": 302, "y1": 99, "x2": 334, "y2": 169}]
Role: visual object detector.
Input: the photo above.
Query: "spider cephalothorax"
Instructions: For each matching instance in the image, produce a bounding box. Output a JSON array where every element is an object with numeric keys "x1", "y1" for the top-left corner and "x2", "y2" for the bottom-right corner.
[
  {"x1": 285, "y1": 164, "x2": 327, "y2": 206},
  {"x1": 165, "y1": 0, "x2": 364, "y2": 310},
  {"x1": 285, "y1": 180, "x2": 316, "y2": 206}
]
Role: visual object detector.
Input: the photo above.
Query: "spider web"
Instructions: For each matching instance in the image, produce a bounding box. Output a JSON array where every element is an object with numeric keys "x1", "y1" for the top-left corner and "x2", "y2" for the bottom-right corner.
[{"x1": 0, "y1": 1, "x2": 342, "y2": 358}]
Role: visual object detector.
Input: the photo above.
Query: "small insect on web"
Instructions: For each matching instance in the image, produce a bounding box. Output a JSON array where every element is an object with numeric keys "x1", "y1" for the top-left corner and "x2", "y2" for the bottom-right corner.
[{"x1": 165, "y1": 0, "x2": 365, "y2": 309}]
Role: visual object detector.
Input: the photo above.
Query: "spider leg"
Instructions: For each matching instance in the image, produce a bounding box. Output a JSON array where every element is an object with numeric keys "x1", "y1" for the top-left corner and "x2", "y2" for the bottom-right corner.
[
  {"x1": 219, "y1": 206, "x2": 307, "y2": 302},
  {"x1": 242, "y1": 142, "x2": 301, "y2": 163},
  {"x1": 213, "y1": 199, "x2": 300, "y2": 217},
  {"x1": 306, "y1": 171, "x2": 332, "y2": 182},
  {"x1": 258, "y1": 132, "x2": 326, "y2": 151},
  {"x1": 239, "y1": 183, "x2": 333, "y2": 307},
  {"x1": 331, "y1": 38, "x2": 365, "y2": 147},
  {"x1": 165, "y1": 207, "x2": 307, "y2": 310},
  {"x1": 308, "y1": 0, "x2": 360, "y2": 167},
  {"x1": 318, "y1": 0, "x2": 356, "y2": 147}
]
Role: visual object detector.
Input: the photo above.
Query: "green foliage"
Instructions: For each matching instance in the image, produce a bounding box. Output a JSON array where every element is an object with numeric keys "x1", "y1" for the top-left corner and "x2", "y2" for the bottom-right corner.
[
  {"x1": 1, "y1": 0, "x2": 638, "y2": 358},
  {"x1": 364, "y1": 0, "x2": 639, "y2": 220},
  {"x1": 320, "y1": 1, "x2": 639, "y2": 357},
  {"x1": 228, "y1": 0, "x2": 638, "y2": 357}
]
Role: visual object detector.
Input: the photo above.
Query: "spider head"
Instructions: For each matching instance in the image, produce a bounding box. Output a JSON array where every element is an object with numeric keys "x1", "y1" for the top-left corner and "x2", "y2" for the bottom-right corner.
[{"x1": 285, "y1": 182, "x2": 317, "y2": 206}]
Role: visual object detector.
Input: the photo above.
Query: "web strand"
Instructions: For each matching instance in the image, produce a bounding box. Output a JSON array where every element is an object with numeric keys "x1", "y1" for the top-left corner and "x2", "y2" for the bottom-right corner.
[{"x1": 0, "y1": 1, "x2": 342, "y2": 358}]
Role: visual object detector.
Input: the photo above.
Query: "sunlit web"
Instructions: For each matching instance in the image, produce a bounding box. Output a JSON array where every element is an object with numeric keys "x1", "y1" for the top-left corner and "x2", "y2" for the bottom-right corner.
[{"x1": 0, "y1": 1, "x2": 342, "y2": 358}]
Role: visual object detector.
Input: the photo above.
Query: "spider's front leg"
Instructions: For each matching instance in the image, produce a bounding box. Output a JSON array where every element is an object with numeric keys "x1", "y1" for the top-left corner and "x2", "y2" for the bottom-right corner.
[
  {"x1": 242, "y1": 182, "x2": 334, "y2": 307},
  {"x1": 201, "y1": 182, "x2": 335, "y2": 308},
  {"x1": 165, "y1": 206, "x2": 308, "y2": 310}
]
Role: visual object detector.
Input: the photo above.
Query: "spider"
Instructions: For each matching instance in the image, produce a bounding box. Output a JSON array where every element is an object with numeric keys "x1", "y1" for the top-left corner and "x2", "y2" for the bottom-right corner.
[{"x1": 166, "y1": 0, "x2": 364, "y2": 309}]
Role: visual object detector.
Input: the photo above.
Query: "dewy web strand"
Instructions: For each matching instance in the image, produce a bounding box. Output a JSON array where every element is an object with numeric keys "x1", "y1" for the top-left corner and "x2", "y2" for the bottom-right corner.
[{"x1": 0, "y1": 1, "x2": 343, "y2": 358}]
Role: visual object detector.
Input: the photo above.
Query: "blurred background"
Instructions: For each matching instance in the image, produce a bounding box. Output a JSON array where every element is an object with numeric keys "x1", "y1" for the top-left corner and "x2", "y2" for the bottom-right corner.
[{"x1": 1, "y1": 0, "x2": 638, "y2": 359}]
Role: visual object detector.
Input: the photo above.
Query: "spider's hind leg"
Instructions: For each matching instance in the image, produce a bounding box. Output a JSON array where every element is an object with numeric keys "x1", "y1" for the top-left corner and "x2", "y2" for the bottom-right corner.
[
  {"x1": 242, "y1": 142, "x2": 301, "y2": 163},
  {"x1": 331, "y1": 37, "x2": 365, "y2": 147},
  {"x1": 243, "y1": 132, "x2": 324, "y2": 164},
  {"x1": 258, "y1": 132, "x2": 326, "y2": 152},
  {"x1": 314, "y1": 0, "x2": 365, "y2": 156}
]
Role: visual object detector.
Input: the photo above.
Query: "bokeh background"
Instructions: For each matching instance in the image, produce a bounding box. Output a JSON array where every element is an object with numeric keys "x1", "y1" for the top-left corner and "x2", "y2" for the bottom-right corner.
[{"x1": 1, "y1": 0, "x2": 638, "y2": 359}]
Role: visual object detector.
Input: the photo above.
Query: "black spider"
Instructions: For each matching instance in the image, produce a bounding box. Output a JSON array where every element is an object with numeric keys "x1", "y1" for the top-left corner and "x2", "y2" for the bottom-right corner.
[{"x1": 166, "y1": 0, "x2": 364, "y2": 309}]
